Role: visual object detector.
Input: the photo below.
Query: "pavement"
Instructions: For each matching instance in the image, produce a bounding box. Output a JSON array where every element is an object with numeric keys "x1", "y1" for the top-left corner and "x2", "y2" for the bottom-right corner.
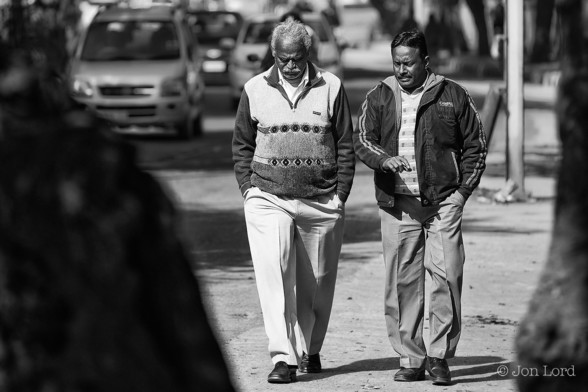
[
  {"x1": 165, "y1": 158, "x2": 556, "y2": 392},
  {"x1": 154, "y1": 41, "x2": 561, "y2": 392}
]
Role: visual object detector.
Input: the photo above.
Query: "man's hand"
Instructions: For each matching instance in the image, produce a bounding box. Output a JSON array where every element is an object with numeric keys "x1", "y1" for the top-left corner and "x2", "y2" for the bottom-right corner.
[{"x1": 383, "y1": 156, "x2": 412, "y2": 173}]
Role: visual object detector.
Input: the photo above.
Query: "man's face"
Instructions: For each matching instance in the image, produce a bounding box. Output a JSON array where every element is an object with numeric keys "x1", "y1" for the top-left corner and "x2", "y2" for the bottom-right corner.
[
  {"x1": 273, "y1": 37, "x2": 309, "y2": 86},
  {"x1": 392, "y1": 45, "x2": 429, "y2": 92}
]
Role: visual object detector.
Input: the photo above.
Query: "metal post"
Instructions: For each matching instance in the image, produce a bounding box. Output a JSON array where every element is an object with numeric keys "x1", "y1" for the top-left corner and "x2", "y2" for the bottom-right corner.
[
  {"x1": 413, "y1": 0, "x2": 426, "y2": 28},
  {"x1": 506, "y1": 0, "x2": 526, "y2": 200}
]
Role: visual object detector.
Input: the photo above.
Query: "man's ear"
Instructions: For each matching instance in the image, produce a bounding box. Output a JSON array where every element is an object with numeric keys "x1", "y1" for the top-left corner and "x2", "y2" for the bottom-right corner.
[{"x1": 424, "y1": 55, "x2": 430, "y2": 69}]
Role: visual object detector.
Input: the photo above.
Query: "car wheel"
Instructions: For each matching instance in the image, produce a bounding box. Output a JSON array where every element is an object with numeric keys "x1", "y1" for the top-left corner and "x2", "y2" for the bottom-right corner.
[{"x1": 177, "y1": 118, "x2": 193, "y2": 140}]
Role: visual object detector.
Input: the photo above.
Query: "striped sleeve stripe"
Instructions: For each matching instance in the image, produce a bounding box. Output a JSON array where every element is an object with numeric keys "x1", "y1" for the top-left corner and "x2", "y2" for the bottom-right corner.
[
  {"x1": 460, "y1": 84, "x2": 488, "y2": 187},
  {"x1": 357, "y1": 85, "x2": 388, "y2": 155}
]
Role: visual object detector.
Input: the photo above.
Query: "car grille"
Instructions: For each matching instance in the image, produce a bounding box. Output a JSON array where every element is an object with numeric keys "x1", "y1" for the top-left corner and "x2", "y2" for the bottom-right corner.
[
  {"x1": 96, "y1": 105, "x2": 157, "y2": 117},
  {"x1": 99, "y1": 85, "x2": 155, "y2": 97}
]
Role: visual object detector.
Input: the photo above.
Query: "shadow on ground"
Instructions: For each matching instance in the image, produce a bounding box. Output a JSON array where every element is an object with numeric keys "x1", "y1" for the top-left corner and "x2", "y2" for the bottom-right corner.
[
  {"x1": 134, "y1": 131, "x2": 235, "y2": 172},
  {"x1": 180, "y1": 202, "x2": 384, "y2": 271},
  {"x1": 180, "y1": 194, "x2": 550, "y2": 274},
  {"x1": 463, "y1": 214, "x2": 550, "y2": 235},
  {"x1": 484, "y1": 154, "x2": 560, "y2": 178},
  {"x1": 293, "y1": 356, "x2": 511, "y2": 384}
]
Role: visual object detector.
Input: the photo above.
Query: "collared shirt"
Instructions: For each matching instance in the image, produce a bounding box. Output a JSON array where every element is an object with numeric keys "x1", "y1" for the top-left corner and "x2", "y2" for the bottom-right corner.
[
  {"x1": 278, "y1": 66, "x2": 309, "y2": 103},
  {"x1": 394, "y1": 79, "x2": 426, "y2": 196}
]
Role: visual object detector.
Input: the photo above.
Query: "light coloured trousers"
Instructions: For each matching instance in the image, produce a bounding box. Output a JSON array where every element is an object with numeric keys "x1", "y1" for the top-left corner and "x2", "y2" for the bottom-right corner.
[
  {"x1": 379, "y1": 192, "x2": 465, "y2": 368},
  {"x1": 244, "y1": 187, "x2": 344, "y2": 365}
]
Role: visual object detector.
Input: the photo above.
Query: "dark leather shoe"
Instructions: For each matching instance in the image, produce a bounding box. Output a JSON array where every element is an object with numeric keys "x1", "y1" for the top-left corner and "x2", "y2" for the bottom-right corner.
[
  {"x1": 394, "y1": 363, "x2": 425, "y2": 382},
  {"x1": 267, "y1": 361, "x2": 297, "y2": 383},
  {"x1": 427, "y1": 357, "x2": 451, "y2": 385},
  {"x1": 299, "y1": 352, "x2": 322, "y2": 373}
]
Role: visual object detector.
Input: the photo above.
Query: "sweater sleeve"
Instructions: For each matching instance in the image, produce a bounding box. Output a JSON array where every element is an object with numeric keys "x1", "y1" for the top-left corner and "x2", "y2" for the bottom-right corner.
[
  {"x1": 330, "y1": 83, "x2": 355, "y2": 202},
  {"x1": 232, "y1": 89, "x2": 258, "y2": 197},
  {"x1": 353, "y1": 84, "x2": 393, "y2": 172}
]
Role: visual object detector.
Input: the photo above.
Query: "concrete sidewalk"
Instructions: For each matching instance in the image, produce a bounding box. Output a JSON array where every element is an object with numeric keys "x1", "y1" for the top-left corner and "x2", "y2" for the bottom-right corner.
[{"x1": 184, "y1": 163, "x2": 556, "y2": 392}]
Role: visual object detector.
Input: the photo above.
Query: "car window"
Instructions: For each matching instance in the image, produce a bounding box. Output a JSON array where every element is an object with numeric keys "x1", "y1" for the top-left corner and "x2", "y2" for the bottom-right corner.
[
  {"x1": 242, "y1": 21, "x2": 275, "y2": 44},
  {"x1": 81, "y1": 20, "x2": 180, "y2": 61},
  {"x1": 188, "y1": 12, "x2": 242, "y2": 45}
]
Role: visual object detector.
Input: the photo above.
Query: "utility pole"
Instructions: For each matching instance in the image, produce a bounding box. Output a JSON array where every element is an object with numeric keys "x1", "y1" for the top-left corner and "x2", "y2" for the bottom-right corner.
[
  {"x1": 506, "y1": 0, "x2": 526, "y2": 200},
  {"x1": 413, "y1": 0, "x2": 426, "y2": 27}
]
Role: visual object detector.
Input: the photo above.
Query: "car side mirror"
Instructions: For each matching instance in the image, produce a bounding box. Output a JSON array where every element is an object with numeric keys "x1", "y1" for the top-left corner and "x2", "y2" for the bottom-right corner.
[
  {"x1": 219, "y1": 37, "x2": 235, "y2": 49},
  {"x1": 247, "y1": 53, "x2": 260, "y2": 62}
]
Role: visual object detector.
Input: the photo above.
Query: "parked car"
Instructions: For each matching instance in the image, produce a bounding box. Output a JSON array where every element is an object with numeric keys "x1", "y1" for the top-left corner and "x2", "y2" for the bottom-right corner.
[
  {"x1": 228, "y1": 12, "x2": 343, "y2": 106},
  {"x1": 186, "y1": 10, "x2": 243, "y2": 86},
  {"x1": 68, "y1": 3, "x2": 206, "y2": 139}
]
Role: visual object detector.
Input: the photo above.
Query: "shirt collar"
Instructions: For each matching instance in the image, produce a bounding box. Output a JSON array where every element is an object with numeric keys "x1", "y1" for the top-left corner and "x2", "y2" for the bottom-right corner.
[{"x1": 278, "y1": 65, "x2": 310, "y2": 89}]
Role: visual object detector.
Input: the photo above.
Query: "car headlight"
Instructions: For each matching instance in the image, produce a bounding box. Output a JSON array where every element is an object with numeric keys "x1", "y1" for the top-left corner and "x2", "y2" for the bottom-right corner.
[
  {"x1": 71, "y1": 79, "x2": 94, "y2": 98},
  {"x1": 161, "y1": 77, "x2": 186, "y2": 97}
]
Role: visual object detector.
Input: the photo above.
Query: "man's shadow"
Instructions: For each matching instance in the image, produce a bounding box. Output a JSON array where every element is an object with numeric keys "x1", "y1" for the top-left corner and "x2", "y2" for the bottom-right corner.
[{"x1": 296, "y1": 356, "x2": 513, "y2": 384}]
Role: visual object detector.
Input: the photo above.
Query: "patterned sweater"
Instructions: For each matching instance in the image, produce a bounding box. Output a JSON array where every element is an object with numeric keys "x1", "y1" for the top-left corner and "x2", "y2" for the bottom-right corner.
[{"x1": 232, "y1": 63, "x2": 355, "y2": 201}]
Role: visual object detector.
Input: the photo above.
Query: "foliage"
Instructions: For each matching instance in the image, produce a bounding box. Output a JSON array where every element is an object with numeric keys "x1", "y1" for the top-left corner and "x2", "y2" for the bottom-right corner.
[{"x1": 0, "y1": 0, "x2": 81, "y2": 75}]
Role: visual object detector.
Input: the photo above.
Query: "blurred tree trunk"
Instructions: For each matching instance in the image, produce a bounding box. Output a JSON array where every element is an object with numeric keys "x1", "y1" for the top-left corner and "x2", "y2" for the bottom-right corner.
[
  {"x1": 515, "y1": 1, "x2": 588, "y2": 390},
  {"x1": 7, "y1": 0, "x2": 26, "y2": 47},
  {"x1": 0, "y1": 43, "x2": 237, "y2": 392},
  {"x1": 530, "y1": 0, "x2": 556, "y2": 62},
  {"x1": 464, "y1": 0, "x2": 490, "y2": 55}
]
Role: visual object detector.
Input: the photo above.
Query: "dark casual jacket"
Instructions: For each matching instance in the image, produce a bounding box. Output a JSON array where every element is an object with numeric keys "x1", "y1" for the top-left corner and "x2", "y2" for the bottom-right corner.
[
  {"x1": 232, "y1": 62, "x2": 355, "y2": 201},
  {"x1": 353, "y1": 72, "x2": 487, "y2": 207}
]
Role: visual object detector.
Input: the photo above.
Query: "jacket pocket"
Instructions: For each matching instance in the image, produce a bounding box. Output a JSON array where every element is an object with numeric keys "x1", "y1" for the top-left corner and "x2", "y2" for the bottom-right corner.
[{"x1": 447, "y1": 190, "x2": 466, "y2": 207}]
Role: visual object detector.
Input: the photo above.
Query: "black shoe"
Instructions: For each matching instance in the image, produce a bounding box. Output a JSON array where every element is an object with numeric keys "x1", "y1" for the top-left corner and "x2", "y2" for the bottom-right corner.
[
  {"x1": 394, "y1": 363, "x2": 426, "y2": 382},
  {"x1": 427, "y1": 357, "x2": 451, "y2": 385},
  {"x1": 267, "y1": 361, "x2": 297, "y2": 383},
  {"x1": 299, "y1": 352, "x2": 322, "y2": 373}
]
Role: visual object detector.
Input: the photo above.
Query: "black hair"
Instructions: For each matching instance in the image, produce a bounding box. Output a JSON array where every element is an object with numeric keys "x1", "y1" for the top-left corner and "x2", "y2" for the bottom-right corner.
[{"x1": 391, "y1": 29, "x2": 429, "y2": 59}]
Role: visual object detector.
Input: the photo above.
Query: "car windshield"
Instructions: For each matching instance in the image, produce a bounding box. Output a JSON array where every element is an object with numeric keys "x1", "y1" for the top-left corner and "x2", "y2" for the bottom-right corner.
[
  {"x1": 81, "y1": 20, "x2": 180, "y2": 61},
  {"x1": 242, "y1": 19, "x2": 329, "y2": 45},
  {"x1": 188, "y1": 12, "x2": 242, "y2": 45}
]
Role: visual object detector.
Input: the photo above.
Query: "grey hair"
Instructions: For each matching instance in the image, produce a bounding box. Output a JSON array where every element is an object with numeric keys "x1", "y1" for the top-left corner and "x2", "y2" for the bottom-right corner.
[{"x1": 270, "y1": 19, "x2": 312, "y2": 52}]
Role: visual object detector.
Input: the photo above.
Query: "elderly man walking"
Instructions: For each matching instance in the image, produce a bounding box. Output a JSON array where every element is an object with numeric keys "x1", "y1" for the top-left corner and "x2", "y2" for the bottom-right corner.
[
  {"x1": 353, "y1": 29, "x2": 487, "y2": 385},
  {"x1": 232, "y1": 19, "x2": 355, "y2": 384}
]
